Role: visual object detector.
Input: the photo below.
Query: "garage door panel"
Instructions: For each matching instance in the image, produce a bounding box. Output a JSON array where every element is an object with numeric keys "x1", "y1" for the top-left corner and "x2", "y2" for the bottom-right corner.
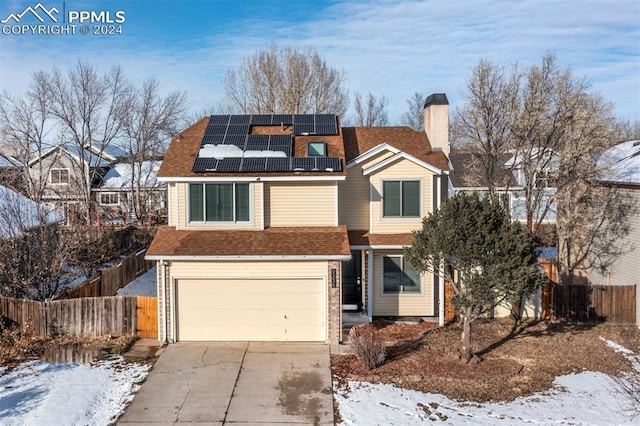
[{"x1": 176, "y1": 278, "x2": 325, "y2": 341}]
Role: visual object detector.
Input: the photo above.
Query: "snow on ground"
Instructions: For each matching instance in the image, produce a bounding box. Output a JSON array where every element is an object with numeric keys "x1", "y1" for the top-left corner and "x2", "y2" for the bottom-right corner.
[
  {"x1": 0, "y1": 356, "x2": 150, "y2": 426},
  {"x1": 116, "y1": 266, "x2": 157, "y2": 296},
  {"x1": 336, "y1": 339, "x2": 640, "y2": 425}
]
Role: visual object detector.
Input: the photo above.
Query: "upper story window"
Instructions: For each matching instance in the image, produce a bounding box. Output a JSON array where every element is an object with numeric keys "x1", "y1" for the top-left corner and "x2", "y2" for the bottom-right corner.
[
  {"x1": 307, "y1": 142, "x2": 327, "y2": 157},
  {"x1": 383, "y1": 255, "x2": 421, "y2": 294},
  {"x1": 189, "y1": 183, "x2": 250, "y2": 223},
  {"x1": 99, "y1": 192, "x2": 119, "y2": 206},
  {"x1": 382, "y1": 180, "x2": 420, "y2": 218},
  {"x1": 50, "y1": 168, "x2": 69, "y2": 185}
]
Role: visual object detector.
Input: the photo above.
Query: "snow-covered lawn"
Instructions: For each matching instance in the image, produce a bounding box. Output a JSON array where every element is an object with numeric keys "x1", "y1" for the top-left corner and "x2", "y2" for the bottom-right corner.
[
  {"x1": 336, "y1": 339, "x2": 640, "y2": 425},
  {"x1": 0, "y1": 356, "x2": 150, "y2": 425}
]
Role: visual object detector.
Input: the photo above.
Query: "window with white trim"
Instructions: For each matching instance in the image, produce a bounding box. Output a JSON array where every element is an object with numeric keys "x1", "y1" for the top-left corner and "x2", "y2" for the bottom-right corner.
[
  {"x1": 99, "y1": 192, "x2": 119, "y2": 206},
  {"x1": 383, "y1": 255, "x2": 421, "y2": 294},
  {"x1": 382, "y1": 180, "x2": 420, "y2": 217},
  {"x1": 189, "y1": 183, "x2": 250, "y2": 223},
  {"x1": 50, "y1": 168, "x2": 69, "y2": 185}
]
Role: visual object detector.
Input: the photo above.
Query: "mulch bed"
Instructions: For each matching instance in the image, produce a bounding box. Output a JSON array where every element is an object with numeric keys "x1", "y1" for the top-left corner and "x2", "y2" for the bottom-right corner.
[{"x1": 332, "y1": 318, "x2": 640, "y2": 402}]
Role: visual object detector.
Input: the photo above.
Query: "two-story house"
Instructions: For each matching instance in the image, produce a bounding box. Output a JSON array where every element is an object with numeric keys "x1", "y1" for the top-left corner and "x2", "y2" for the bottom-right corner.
[{"x1": 146, "y1": 94, "x2": 451, "y2": 343}]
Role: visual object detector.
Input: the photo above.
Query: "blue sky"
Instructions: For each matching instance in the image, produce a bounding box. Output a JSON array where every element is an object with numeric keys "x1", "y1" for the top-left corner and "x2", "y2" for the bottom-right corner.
[{"x1": 1, "y1": 0, "x2": 639, "y2": 123}]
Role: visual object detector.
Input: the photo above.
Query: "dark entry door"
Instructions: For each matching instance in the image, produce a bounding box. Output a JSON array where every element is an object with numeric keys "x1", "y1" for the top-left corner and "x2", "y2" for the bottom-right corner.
[{"x1": 342, "y1": 250, "x2": 362, "y2": 310}]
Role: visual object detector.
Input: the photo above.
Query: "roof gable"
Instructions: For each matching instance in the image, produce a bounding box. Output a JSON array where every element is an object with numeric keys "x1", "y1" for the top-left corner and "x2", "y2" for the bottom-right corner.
[{"x1": 361, "y1": 150, "x2": 444, "y2": 175}]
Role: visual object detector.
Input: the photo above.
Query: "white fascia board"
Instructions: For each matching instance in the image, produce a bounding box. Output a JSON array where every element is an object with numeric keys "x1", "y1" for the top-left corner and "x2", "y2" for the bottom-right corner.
[
  {"x1": 346, "y1": 143, "x2": 400, "y2": 168},
  {"x1": 157, "y1": 175, "x2": 346, "y2": 183},
  {"x1": 145, "y1": 254, "x2": 352, "y2": 261},
  {"x1": 362, "y1": 152, "x2": 443, "y2": 176},
  {"x1": 349, "y1": 244, "x2": 409, "y2": 250}
]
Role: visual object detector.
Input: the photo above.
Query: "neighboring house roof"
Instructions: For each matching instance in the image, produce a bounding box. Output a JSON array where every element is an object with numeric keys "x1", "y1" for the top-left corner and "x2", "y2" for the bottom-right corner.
[
  {"x1": 0, "y1": 185, "x2": 63, "y2": 239},
  {"x1": 348, "y1": 230, "x2": 413, "y2": 247},
  {"x1": 29, "y1": 144, "x2": 114, "y2": 168},
  {"x1": 146, "y1": 226, "x2": 351, "y2": 259},
  {"x1": 342, "y1": 127, "x2": 449, "y2": 171},
  {"x1": 0, "y1": 155, "x2": 21, "y2": 168},
  {"x1": 99, "y1": 161, "x2": 163, "y2": 190},
  {"x1": 88, "y1": 143, "x2": 124, "y2": 161},
  {"x1": 597, "y1": 140, "x2": 640, "y2": 185},
  {"x1": 449, "y1": 151, "x2": 516, "y2": 189}
]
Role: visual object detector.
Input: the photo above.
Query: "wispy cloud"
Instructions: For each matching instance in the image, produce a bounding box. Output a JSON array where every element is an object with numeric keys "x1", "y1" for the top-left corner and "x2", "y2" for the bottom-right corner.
[{"x1": 1, "y1": 0, "x2": 638, "y2": 121}]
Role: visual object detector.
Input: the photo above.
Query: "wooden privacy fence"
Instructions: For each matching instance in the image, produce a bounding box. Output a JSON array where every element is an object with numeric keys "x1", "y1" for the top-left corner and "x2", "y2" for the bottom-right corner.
[
  {"x1": 0, "y1": 296, "x2": 137, "y2": 338},
  {"x1": 542, "y1": 284, "x2": 636, "y2": 324},
  {"x1": 59, "y1": 249, "x2": 154, "y2": 299},
  {"x1": 0, "y1": 296, "x2": 159, "y2": 338}
]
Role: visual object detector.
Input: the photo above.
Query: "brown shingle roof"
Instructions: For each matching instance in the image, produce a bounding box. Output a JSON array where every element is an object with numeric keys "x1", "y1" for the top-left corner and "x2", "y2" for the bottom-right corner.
[
  {"x1": 342, "y1": 127, "x2": 449, "y2": 171},
  {"x1": 157, "y1": 117, "x2": 347, "y2": 179},
  {"x1": 348, "y1": 230, "x2": 414, "y2": 247},
  {"x1": 147, "y1": 226, "x2": 351, "y2": 258}
]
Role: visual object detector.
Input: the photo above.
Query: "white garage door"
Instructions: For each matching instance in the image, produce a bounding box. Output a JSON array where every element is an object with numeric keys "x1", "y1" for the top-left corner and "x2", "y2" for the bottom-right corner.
[{"x1": 175, "y1": 278, "x2": 325, "y2": 341}]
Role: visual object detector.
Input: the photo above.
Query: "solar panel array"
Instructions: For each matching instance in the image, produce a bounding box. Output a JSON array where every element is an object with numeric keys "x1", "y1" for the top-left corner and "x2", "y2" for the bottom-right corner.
[
  {"x1": 193, "y1": 156, "x2": 342, "y2": 173},
  {"x1": 192, "y1": 114, "x2": 342, "y2": 173}
]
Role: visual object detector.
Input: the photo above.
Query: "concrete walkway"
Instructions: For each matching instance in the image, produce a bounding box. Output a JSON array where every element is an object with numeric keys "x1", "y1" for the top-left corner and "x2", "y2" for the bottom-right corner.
[{"x1": 118, "y1": 342, "x2": 334, "y2": 425}]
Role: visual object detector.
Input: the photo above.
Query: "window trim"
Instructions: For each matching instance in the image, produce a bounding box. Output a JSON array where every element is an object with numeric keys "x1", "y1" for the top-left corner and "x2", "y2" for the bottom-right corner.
[
  {"x1": 381, "y1": 179, "x2": 421, "y2": 219},
  {"x1": 381, "y1": 254, "x2": 422, "y2": 296},
  {"x1": 50, "y1": 168, "x2": 70, "y2": 185},
  {"x1": 187, "y1": 182, "x2": 252, "y2": 225},
  {"x1": 99, "y1": 192, "x2": 120, "y2": 206}
]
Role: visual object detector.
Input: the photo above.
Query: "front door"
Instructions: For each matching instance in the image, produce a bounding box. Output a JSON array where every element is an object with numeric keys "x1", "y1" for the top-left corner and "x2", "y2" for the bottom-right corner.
[{"x1": 342, "y1": 250, "x2": 362, "y2": 311}]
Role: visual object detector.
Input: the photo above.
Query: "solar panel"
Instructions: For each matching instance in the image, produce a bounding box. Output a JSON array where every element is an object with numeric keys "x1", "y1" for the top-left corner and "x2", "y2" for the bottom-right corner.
[
  {"x1": 223, "y1": 134, "x2": 247, "y2": 148},
  {"x1": 271, "y1": 114, "x2": 293, "y2": 125},
  {"x1": 293, "y1": 123, "x2": 315, "y2": 135},
  {"x1": 205, "y1": 124, "x2": 228, "y2": 135},
  {"x1": 229, "y1": 115, "x2": 251, "y2": 124},
  {"x1": 291, "y1": 157, "x2": 316, "y2": 171},
  {"x1": 265, "y1": 157, "x2": 291, "y2": 172},
  {"x1": 246, "y1": 134, "x2": 270, "y2": 145},
  {"x1": 269, "y1": 142, "x2": 292, "y2": 157},
  {"x1": 250, "y1": 115, "x2": 272, "y2": 125},
  {"x1": 269, "y1": 134, "x2": 292, "y2": 145},
  {"x1": 227, "y1": 124, "x2": 250, "y2": 135},
  {"x1": 294, "y1": 114, "x2": 313, "y2": 124},
  {"x1": 216, "y1": 158, "x2": 242, "y2": 172},
  {"x1": 200, "y1": 134, "x2": 225, "y2": 146},
  {"x1": 242, "y1": 157, "x2": 268, "y2": 172},
  {"x1": 315, "y1": 114, "x2": 336, "y2": 125},
  {"x1": 314, "y1": 123, "x2": 338, "y2": 135},
  {"x1": 192, "y1": 158, "x2": 219, "y2": 172},
  {"x1": 245, "y1": 140, "x2": 270, "y2": 153},
  {"x1": 316, "y1": 157, "x2": 342, "y2": 171},
  {"x1": 208, "y1": 115, "x2": 230, "y2": 125}
]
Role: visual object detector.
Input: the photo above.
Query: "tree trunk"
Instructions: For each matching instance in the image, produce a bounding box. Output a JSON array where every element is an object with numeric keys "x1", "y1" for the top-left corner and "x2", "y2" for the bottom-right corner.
[{"x1": 461, "y1": 307, "x2": 473, "y2": 361}]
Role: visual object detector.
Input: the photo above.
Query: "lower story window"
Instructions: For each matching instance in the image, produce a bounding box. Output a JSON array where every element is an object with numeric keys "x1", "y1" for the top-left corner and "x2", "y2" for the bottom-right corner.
[
  {"x1": 383, "y1": 255, "x2": 421, "y2": 294},
  {"x1": 189, "y1": 183, "x2": 250, "y2": 223}
]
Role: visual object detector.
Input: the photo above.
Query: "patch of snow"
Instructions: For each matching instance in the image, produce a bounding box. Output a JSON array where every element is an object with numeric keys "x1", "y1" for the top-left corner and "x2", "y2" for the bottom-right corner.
[
  {"x1": 101, "y1": 161, "x2": 162, "y2": 189},
  {"x1": 117, "y1": 267, "x2": 157, "y2": 296},
  {"x1": 335, "y1": 341, "x2": 640, "y2": 425},
  {"x1": 0, "y1": 185, "x2": 63, "y2": 240},
  {"x1": 0, "y1": 357, "x2": 150, "y2": 425},
  {"x1": 535, "y1": 246, "x2": 557, "y2": 259},
  {"x1": 198, "y1": 144, "x2": 287, "y2": 159},
  {"x1": 597, "y1": 140, "x2": 640, "y2": 184}
]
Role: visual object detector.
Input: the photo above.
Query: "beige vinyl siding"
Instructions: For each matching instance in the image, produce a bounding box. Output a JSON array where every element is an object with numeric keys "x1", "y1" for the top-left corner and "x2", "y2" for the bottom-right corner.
[
  {"x1": 265, "y1": 181, "x2": 336, "y2": 227},
  {"x1": 360, "y1": 151, "x2": 396, "y2": 170},
  {"x1": 339, "y1": 164, "x2": 370, "y2": 230},
  {"x1": 175, "y1": 182, "x2": 263, "y2": 230},
  {"x1": 370, "y1": 159, "x2": 433, "y2": 233},
  {"x1": 167, "y1": 183, "x2": 177, "y2": 226},
  {"x1": 371, "y1": 250, "x2": 434, "y2": 316}
]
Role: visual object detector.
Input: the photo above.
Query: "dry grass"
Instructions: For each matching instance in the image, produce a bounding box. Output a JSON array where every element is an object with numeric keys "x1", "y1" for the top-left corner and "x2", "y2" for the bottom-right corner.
[{"x1": 332, "y1": 319, "x2": 640, "y2": 402}]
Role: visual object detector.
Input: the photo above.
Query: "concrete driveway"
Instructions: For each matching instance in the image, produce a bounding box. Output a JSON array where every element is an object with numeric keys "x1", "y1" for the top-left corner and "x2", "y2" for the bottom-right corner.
[{"x1": 118, "y1": 342, "x2": 334, "y2": 425}]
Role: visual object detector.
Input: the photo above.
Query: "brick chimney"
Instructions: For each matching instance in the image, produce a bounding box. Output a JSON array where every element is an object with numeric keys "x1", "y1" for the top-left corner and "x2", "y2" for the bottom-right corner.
[{"x1": 423, "y1": 93, "x2": 449, "y2": 156}]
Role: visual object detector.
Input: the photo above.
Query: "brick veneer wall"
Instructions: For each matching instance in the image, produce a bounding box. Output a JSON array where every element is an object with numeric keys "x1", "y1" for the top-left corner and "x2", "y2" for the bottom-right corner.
[{"x1": 327, "y1": 260, "x2": 341, "y2": 342}]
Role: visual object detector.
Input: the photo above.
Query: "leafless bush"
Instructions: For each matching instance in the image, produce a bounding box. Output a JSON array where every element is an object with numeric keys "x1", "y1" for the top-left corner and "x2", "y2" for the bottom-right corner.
[
  {"x1": 613, "y1": 372, "x2": 640, "y2": 419},
  {"x1": 349, "y1": 324, "x2": 386, "y2": 370}
]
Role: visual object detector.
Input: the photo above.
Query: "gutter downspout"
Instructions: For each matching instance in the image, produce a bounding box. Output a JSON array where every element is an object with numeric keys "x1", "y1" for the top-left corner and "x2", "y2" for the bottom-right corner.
[
  {"x1": 160, "y1": 260, "x2": 168, "y2": 344},
  {"x1": 438, "y1": 174, "x2": 446, "y2": 326},
  {"x1": 367, "y1": 249, "x2": 374, "y2": 323}
]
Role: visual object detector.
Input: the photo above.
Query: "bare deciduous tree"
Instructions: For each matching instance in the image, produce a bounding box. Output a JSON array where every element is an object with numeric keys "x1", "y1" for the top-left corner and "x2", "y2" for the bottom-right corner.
[
  {"x1": 119, "y1": 78, "x2": 186, "y2": 223},
  {"x1": 400, "y1": 92, "x2": 426, "y2": 131},
  {"x1": 224, "y1": 43, "x2": 349, "y2": 115},
  {"x1": 0, "y1": 72, "x2": 57, "y2": 200},
  {"x1": 48, "y1": 61, "x2": 129, "y2": 224},
  {"x1": 349, "y1": 92, "x2": 389, "y2": 127}
]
